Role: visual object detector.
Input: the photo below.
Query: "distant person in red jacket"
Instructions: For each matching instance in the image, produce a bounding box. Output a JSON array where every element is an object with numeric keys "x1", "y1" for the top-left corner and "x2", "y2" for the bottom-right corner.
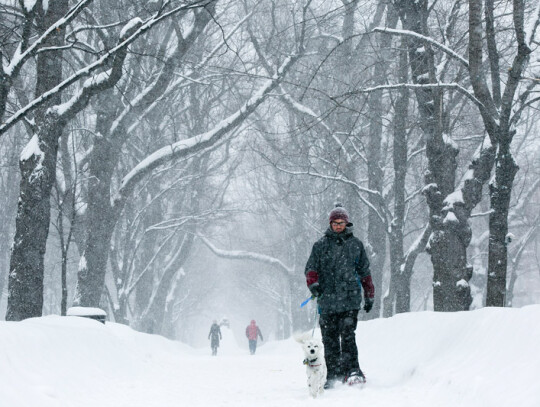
[{"x1": 245, "y1": 320, "x2": 263, "y2": 355}]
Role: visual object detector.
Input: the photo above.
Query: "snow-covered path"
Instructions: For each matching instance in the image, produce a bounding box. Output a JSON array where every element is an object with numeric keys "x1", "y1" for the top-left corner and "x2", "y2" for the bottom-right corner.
[{"x1": 1, "y1": 306, "x2": 539, "y2": 407}]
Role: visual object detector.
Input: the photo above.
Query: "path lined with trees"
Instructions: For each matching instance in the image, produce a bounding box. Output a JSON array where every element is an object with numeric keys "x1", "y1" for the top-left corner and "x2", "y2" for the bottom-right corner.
[{"x1": 1, "y1": 0, "x2": 539, "y2": 339}]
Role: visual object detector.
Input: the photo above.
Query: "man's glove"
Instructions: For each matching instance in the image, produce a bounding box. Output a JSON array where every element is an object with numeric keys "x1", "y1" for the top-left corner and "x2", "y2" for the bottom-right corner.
[
  {"x1": 363, "y1": 297, "x2": 374, "y2": 313},
  {"x1": 309, "y1": 282, "x2": 321, "y2": 298},
  {"x1": 306, "y1": 270, "x2": 321, "y2": 297}
]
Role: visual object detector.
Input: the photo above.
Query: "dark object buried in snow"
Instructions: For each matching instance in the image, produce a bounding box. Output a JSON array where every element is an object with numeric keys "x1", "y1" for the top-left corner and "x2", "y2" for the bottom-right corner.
[{"x1": 67, "y1": 306, "x2": 107, "y2": 324}]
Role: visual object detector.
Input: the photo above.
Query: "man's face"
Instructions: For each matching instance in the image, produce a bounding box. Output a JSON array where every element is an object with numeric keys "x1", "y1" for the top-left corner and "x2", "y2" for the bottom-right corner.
[{"x1": 331, "y1": 219, "x2": 347, "y2": 233}]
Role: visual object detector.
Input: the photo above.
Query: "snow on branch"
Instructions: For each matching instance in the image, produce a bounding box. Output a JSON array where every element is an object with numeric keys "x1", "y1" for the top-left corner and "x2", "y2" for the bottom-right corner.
[
  {"x1": 342, "y1": 82, "x2": 485, "y2": 111},
  {"x1": 509, "y1": 177, "x2": 540, "y2": 221},
  {"x1": 3, "y1": 0, "x2": 92, "y2": 77},
  {"x1": 404, "y1": 224, "x2": 431, "y2": 261},
  {"x1": 0, "y1": 0, "x2": 217, "y2": 136},
  {"x1": 271, "y1": 165, "x2": 387, "y2": 225},
  {"x1": 443, "y1": 137, "x2": 496, "y2": 214},
  {"x1": 23, "y1": 0, "x2": 38, "y2": 12},
  {"x1": 110, "y1": 4, "x2": 217, "y2": 137},
  {"x1": 275, "y1": 166, "x2": 380, "y2": 197},
  {"x1": 373, "y1": 27, "x2": 469, "y2": 68},
  {"x1": 120, "y1": 17, "x2": 143, "y2": 38},
  {"x1": 279, "y1": 90, "x2": 331, "y2": 133},
  {"x1": 20, "y1": 134, "x2": 44, "y2": 173},
  {"x1": 47, "y1": 18, "x2": 142, "y2": 122},
  {"x1": 277, "y1": 90, "x2": 352, "y2": 161},
  {"x1": 199, "y1": 236, "x2": 294, "y2": 276},
  {"x1": 525, "y1": 0, "x2": 540, "y2": 46},
  {"x1": 126, "y1": 227, "x2": 182, "y2": 297},
  {"x1": 128, "y1": 7, "x2": 256, "y2": 128},
  {"x1": 246, "y1": 9, "x2": 353, "y2": 164},
  {"x1": 510, "y1": 213, "x2": 540, "y2": 264},
  {"x1": 114, "y1": 54, "x2": 299, "y2": 210}
]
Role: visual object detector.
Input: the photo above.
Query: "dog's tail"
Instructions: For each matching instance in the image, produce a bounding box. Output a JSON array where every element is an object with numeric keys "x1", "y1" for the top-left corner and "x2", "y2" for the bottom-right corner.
[{"x1": 293, "y1": 331, "x2": 313, "y2": 343}]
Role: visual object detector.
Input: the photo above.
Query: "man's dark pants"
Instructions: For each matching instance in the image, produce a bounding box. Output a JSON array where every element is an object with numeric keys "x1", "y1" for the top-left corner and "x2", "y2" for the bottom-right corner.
[
  {"x1": 319, "y1": 309, "x2": 360, "y2": 381},
  {"x1": 248, "y1": 339, "x2": 257, "y2": 354}
]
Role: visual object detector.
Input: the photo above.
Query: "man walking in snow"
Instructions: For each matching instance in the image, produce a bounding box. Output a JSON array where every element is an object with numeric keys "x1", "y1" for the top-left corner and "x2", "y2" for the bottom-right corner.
[
  {"x1": 245, "y1": 320, "x2": 263, "y2": 355},
  {"x1": 304, "y1": 204, "x2": 375, "y2": 388},
  {"x1": 208, "y1": 320, "x2": 222, "y2": 356}
]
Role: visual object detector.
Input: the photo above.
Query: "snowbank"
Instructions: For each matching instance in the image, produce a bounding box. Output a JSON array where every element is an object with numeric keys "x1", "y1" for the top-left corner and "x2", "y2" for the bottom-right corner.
[{"x1": 0, "y1": 306, "x2": 538, "y2": 407}]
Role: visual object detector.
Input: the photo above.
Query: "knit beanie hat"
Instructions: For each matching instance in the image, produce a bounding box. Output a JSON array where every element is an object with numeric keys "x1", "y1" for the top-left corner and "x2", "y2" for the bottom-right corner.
[{"x1": 328, "y1": 204, "x2": 349, "y2": 223}]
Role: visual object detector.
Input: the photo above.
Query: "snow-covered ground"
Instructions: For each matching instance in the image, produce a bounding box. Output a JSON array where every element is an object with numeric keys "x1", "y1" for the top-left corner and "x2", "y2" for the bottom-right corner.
[{"x1": 1, "y1": 305, "x2": 539, "y2": 407}]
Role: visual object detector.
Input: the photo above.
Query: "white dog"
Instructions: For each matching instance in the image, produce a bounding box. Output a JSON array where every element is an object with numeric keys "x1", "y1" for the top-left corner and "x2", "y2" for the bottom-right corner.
[{"x1": 295, "y1": 333, "x2": 327, "y2": 398}]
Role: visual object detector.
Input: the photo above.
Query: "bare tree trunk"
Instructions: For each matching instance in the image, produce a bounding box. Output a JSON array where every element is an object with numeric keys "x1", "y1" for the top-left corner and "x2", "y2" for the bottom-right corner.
[
  {"x1": 74, "y1": 5, "x2": 218, "y2": 308},
  {"x1": 54, "y1": 187, "x2": 75, "y2": 316},
  {"x1": 58, "y1": 124, "x2": 86, "y2": 255},
  {"x1": 397, "y1": 0, "x2": 470, "y2": 312},
  {"x1": 75, "y1": 61, "x2": 296, "y2": 306},
  {"x1": 73, "y1": 133, "x2": 117, "y2": 307},
  {"x1": 54, "y1": 135, "x2": 79, "y2": 316},
  {"x1": 486, "y1": 142, "x2": 518, "y2": 306},
  {"x1": 6, "y1": 0, "x2": 67, "y2": 321},
  {"x1": 133, "y1": 191, "x2": 164, "y2": 318},
  {"x1": 0, "y1": 0, "x2": 91, "y2": 126},
  {"x1": 505, "y1": 216, "x2": 539, "y2": 307},
  {"x1": 137, "y1": 234, "x2": 195, "y2": 334},
  {"x1": 468, "y1": 0, "x2": 531, "y2": 306},
  {"x1": 0, "y1": 135, "x2": 21, "y2": 304},
  {"x1": 7, "y1": 6, "x2": 140, "y2": 319},
  {"x1": 385, "y1": 41, "x2": 409, "y2": 316},
  {"x1": 397, "y1": 0, "x2": 493, "y2": 311},
  {"x1": 484, "y1": 0, "x2": 531, "y2": 306},
  {"x1": 136, "y1": 154, "x2": 207, "y2": 334},
  {"x1": 366, "y1": 4, "x2": 398, "y2": 318}
]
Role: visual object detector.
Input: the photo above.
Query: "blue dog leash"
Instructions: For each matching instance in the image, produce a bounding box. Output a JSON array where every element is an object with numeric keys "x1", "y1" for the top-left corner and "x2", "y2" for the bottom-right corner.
[
  {"x1": 300, "y1": 295, "x2": 313, "y2": 307},
  {"x1": 300, "y1": 295, "x2": 320, "y2": 337},
  {"x1": 311, "y1": 311, "x2": 319, "y2": 337}
]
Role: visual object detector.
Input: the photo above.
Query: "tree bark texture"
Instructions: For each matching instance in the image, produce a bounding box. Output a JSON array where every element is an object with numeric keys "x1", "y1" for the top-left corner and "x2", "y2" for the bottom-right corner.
[
  {"x1": 0, "y1": 139, "x2": 20, "y2": 305},
  {"x1": 6, "y1": 0, "x2": 67, "y2": 321},
  {"x1": 73, "y1": 120, "x2": 118, "y2": 307},
  {"x1": 135, "y1": 153, "x2": 208, "y2": 334},
  {"x1": 133, "y1": 191, "x2": 164, "y2": 318},
  {"x1": 7, "y1": 6, "x2": 138, "y2": 319},
  {"x1": 505, "y1": 215, "x2": 539, "y2": 307},
  {"x1": 365, "y1": 5, "x2": 397, "y2": 318},
  {"x1": 137, "y1": 234, "x2": 195, "y2": 334},
  {"x1": 485, "y1": 0, "x2": 530, "y2": 306},
  {"x1": 486, "y1": 144, "x2": 518, "y2": 306},
  {"x1": 468, "y1": 0, "x2": 531, "y2": 306},
  {"x1": 385, "y1": 41, "x2": 409, "y2": 316},
  {"x1": 73, "y1": 5, "x2": 217, "y2": 308},
  {"x1": 397, "y1": 0, "x2": 473, "y2": 311}
]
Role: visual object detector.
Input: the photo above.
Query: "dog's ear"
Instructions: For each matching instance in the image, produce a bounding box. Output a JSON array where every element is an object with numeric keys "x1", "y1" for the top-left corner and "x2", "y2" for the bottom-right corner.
[{"x1": 293, "y1": 331, "x2": 312, "y2": 343}]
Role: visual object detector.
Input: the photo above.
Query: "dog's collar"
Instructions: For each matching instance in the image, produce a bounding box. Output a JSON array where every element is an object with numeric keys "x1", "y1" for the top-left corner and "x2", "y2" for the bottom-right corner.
[{"x1": 303, "y1": 357, "x2": 322, "y2": 367}]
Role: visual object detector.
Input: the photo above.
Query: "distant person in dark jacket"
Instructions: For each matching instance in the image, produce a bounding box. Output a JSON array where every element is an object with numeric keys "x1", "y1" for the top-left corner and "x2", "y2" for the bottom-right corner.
[
  {"x1": 245, "y1": 320, "x2": 263, "y2": 355},
  {"x1": 208, "y1": 320, "x2": 222, "y2": 356},
  {"x1": 305, "y1": 204, "x2": 375, "y2": 388}
]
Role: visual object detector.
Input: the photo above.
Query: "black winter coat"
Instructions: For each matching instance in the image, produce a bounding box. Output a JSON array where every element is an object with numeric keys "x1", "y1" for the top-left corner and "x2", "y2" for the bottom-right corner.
[
  {"x1": 208, "y1": 323, "x2": 222, "y2": 347},
  {"x1": 305, "y1": 225, "x2": 371, "y2": 314}
]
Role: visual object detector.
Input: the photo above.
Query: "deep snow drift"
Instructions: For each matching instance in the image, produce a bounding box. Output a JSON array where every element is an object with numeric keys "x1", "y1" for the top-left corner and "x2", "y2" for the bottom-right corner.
[{"x1": 1, "y1": 305, "x2": 539, "y2": 407}]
